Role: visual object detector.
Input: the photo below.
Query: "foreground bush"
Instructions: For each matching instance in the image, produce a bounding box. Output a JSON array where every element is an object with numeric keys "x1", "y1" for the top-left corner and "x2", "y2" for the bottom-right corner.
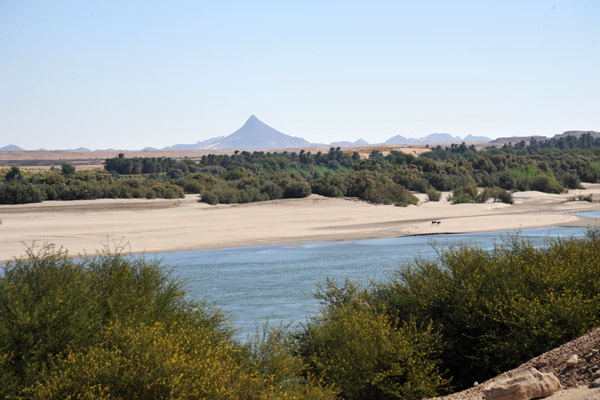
[
  {"x1": 4, "y1": 235, "x2": 600, "y2": 399},
  {"x1": 0, "y1": 246, "x2": 336, "y2": 399},
  {"x1": 299, "y1": 302, "x2": 448, "y2": 400},
  {"x1": 370, "y1": 231, "x2": 600, "y2": 390},
  {"x1": 298, "y1": 231, "x2": 600, "y2": 396}
]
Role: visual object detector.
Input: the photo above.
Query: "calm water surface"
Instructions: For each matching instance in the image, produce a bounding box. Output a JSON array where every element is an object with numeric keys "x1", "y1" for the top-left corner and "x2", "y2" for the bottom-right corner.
[{"x1": 154, "y1": 226, "x2": 591, "y2": 339}]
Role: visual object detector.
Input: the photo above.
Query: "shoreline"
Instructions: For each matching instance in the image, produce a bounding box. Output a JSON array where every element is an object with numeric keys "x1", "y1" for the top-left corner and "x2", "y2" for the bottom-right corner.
[
  {"x1": 95, "y1": 225, "x2": 596, "y2": 261},
  {"x1": 2, "y1": 186, "x2": 600, "y2": 262}
]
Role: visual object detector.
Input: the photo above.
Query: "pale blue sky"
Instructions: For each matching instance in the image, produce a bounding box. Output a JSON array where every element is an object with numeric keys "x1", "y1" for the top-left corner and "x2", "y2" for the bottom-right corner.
[{"x1": 1, "y1": 1, "x2": 599, "y2": 150}]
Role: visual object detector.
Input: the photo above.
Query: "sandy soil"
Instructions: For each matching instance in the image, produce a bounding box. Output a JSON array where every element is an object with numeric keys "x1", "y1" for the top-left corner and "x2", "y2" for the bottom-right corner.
[{"x1": 2, "y1": 185, "x2": 600, "y2": 262}]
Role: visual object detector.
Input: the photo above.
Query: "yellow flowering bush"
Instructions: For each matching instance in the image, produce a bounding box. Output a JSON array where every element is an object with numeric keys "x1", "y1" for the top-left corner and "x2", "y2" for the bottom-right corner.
[
  {"x1": 27, "y1": 321, "x2": 335, "y2": 399},
  {"x1": 299, "y1": 303, "x2": 448, "y2": 400},
  {"x1": 0, "y1": 245, "x2": 336, "y2": 400}
]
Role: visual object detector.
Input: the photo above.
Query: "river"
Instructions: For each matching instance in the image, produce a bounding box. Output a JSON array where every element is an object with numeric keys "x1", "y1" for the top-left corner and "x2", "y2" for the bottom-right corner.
[{"x1": 153, "y1": 225, "x2": 593, "y2": 339}]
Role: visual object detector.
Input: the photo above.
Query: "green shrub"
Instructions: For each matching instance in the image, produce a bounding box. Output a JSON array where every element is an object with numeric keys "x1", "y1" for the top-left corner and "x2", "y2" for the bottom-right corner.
[
  {"x1": 311, "y1": 176, "x2": 347, "y2": 198},
  {"x1": 283, "y1": 181, "x2": 311, "y2": 198},
  {"x1": 496, "y1": 188, "x2": 514, "y2": 204},
  {"x1": 0, "y1": 182, "x2": 43, "y2": 204},
  {"x1": 0, "y1": 245, "x2": 212, "y2": 395},
  {"x1": 448, "y1": 185, "x2": 478, "y2": 204},
  {"x1": 181, "y1": 180, "x2": 201, "y2": 193},
  {"x1": 426, "y1": 187, "x2": 441, "y2": 202},
  {"x1": 29, "y1": 321, "x2": 335, "y2": 400},
  {"x1": 167, "y1": 168, "x2": 185, "y2": 179},
  {"x1": 0, "y1": 246, "x2": 337, "y2": 399},
  {"x1": 508, "y1": 165, "x2": 563, "y2": 193},
  {"x1": 370, "y1": 232, "x2": 600, "y2": 389},
  {"x1": 476, "y1": 186, "x2": 513, "y2": 204},
  {"x1": 60, "y1": 164, "x2": 76, "y2": 176},
  {"x1": 346, "y1": 172, "x2": 417, "y2": 206},
  {"x1": 4, "y1": 166, "x2": 24, "y2": 182},
  {"x1": 222, "y1": 168, "x2": 250, "y2": 181},
  {"x1": 509, "y1": 164, "x2": 540, "y2": 191},
  {"x1": 299, "y1": 304, "x2": 448, "y2": 400},
  {"x1": 260, "y1": 182, "x2": 284, "y2": 200},
  {"x1": 200, "y1": 191, "x2": 218, "y2": 205},
  {"x1": 531, "y1": 175, "x2": 563, "y2": 194},
  {"x1": 561, "y1": 173, "x2": 581, "y2": 189},
  {"x1": 566, "y1": 194, "x2": 594, "y2": 202}
]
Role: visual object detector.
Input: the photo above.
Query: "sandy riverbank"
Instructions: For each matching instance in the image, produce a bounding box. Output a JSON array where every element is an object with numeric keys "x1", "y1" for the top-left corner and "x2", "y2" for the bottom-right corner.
[{"x1": 2, "y1": 185, "x2": 600, "y2": 262}]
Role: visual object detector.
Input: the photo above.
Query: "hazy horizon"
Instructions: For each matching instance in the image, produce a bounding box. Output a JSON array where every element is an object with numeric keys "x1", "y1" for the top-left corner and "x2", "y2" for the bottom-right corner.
[{"x1": 1, "y1": 1, "x2": 599, "y2": 150}]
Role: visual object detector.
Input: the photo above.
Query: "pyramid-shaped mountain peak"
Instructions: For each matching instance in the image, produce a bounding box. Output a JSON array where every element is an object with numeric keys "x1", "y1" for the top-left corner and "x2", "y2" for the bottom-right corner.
[
  {"x1": 241, "y1": 114, "x2": 265, "y2": 128},
  {"x1": 210, "y1": 115, "x2": 311, "y2": 149}
]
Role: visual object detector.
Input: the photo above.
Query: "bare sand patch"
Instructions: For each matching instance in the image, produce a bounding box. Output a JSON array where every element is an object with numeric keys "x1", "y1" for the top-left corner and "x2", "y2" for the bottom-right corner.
[{"x1": 1, "y1": 185, "x2": 600, "y2": 262}]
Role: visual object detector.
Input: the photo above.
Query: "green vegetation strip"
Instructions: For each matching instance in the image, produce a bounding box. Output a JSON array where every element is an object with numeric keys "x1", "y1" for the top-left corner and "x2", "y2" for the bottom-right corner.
[{"x1": 4, "y1": 133, "x2": 600, "y2": 205}]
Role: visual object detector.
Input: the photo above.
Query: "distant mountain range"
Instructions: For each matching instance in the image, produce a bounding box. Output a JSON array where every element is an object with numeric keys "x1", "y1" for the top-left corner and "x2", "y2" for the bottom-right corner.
[
  {"x1": 158, "y1": 119, "x2": 495, "y2": 150},
  {"x1": 384, "y1": 135, "x2": 418, "y2": 144},
  {"x1": 385, "y1": 133, "x2": 491, "y2": 144},
  {"x1": 330, "y1": 138, "x2": 369, "y2": 146},
  {"x1": 464, "y1": 134, "x2": 493, "y2": 141},
  {"x1": 0, "y1": 144, "x2": 91, "y2": 151},
  {"x1": 3, "y1": 126, "x2": 599, "y2": 152},
  {"x1": 157, "y1": 118, "x2": 493, "y2": 150},
  {"x1": 163, "y1": 136, "x2": 225, "y2": 150}
]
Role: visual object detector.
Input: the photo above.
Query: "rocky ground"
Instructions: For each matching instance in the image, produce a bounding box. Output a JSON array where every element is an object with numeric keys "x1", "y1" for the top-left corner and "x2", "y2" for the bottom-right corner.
[{"x1": 426, "y1": 327, "x2": 600, "y2": 400}]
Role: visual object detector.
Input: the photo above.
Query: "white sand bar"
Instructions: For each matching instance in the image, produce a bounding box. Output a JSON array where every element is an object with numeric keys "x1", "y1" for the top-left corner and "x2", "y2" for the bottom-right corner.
[{"x1": 2, "y1": 185, "x2": 600, "y2": 262}]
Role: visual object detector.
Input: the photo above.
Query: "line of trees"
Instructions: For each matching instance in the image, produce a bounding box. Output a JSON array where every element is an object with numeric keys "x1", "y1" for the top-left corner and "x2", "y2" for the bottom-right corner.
[
  {"x1": 0, "y1": 165, "x2": 184, "y2": 204},
  {"x1": 4, "y1": 135, "x2": 600, "y2": 205}
]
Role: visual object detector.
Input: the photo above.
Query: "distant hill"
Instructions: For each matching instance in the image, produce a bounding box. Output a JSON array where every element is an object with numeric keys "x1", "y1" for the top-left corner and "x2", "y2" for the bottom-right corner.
[
  {"x1": 553, "y1": 130, "x2": 600, "y2": 139},
  {"x1": 0, "y1": 144, "x2": 25, "y2": 151},
  {"x1": 330, "y1": 141, "x2": 353, "y2": 146},
  {"x1": 385, "y1": 133, "x2": 470, "y2": 144},
  {"x1": 490, "y1": 135, "x2": 547, "y2": 144},
  {"x1": 386, "y1": 133, "x2": 468, "y2": 144},
  {"x1": 421, "y1": 133, "x2": 462, "y2": 143},
  {"x1": 493, "y1": 135, "x2": 548, "y2": 144},
  {"x1": 464, "y1": 134, "x2": 492, "y2": 141},
  {"x1": 163, "y1": 136, "x2": 225, "y2": 150},
  {"x1": 64, "y1": 147, "x2": 91, "y2": 152},
  {"x1": 385, "y1": 135, "x2": 419, "y2": 144},
  {"x1": 211, "y1": 115, "x2": 311, "y2": 149},
  {"x1": 163, "y1": 143, "x2": 198, "y2": 150},
  {"x1": 330, "y1": 138, "x2": 370, "y2": 146}
]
